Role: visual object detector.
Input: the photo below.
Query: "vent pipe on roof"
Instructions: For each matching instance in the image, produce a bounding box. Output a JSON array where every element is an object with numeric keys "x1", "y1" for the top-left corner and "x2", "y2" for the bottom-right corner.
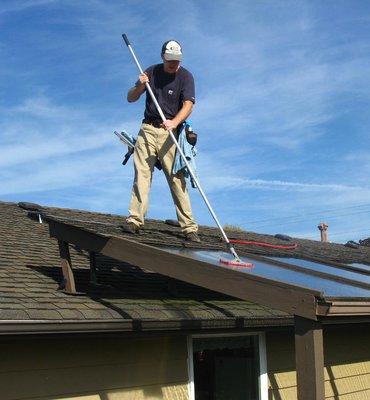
[
  {"x1": 318, "y1": 222, "x2": 329, "y2": 242},
  {"x1": 18, "y1": 202, "x2": 44, "y2": 224}
]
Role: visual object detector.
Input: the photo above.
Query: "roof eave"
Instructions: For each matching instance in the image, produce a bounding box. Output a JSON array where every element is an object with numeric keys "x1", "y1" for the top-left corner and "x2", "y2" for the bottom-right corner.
[
  {"x1": 316, "y1": 298, "x2": 370, "y2": 317},
  {"x1": 0, "y1": 317, "x2": 293, "y2": 336}
]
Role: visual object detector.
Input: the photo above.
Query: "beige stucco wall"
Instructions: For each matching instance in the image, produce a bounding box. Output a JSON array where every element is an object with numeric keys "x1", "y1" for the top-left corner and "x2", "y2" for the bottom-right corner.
[
  {"x1": 267, "y1": 324, "x2": 370, "y2": 399},
  {"x1": 0, "y1": 334, "x2": 190, "y2": 400}
]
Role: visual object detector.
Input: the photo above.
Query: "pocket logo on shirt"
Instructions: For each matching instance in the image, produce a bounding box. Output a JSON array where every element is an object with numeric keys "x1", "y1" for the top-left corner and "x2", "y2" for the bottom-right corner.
[{"x1": 168, "y1": 90, "x2": 173, "y2": 95}]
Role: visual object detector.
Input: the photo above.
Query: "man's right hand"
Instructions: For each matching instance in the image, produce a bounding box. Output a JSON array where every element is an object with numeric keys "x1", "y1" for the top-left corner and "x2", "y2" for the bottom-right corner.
[
  {"x1": 127, "y1": 72, "x2": 149, "y2": 102},
  {"x1": 138, "y1": 72, "x2": 149, "y2": 86}
]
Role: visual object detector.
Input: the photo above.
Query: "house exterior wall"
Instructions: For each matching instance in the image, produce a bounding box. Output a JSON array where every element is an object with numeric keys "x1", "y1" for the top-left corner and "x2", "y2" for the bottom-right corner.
[
  {"x1": 1, "y1": 324, "x2": 369, "y2": 400},
  {"x1": 267, "y1": 324, "x2": 370, "y2": 399},
  {"x1": 0, "y1": 335, "x2": 190, "y2": 400}
]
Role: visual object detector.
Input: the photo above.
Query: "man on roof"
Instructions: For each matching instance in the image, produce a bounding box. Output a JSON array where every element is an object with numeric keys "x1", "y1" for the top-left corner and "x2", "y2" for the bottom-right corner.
[{"x1": 123, "y1": 40, "x2": 200, "y2": 243}]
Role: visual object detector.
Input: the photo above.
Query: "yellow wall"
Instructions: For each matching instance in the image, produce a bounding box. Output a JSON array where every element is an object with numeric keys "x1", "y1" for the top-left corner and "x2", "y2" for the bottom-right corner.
[
  {"x1": 0, "y1": 335, "x2": 190, "y2": 400},
  {"x1": 2, "y1": 325, "x2": 369, "y2": 400},
  {"x1": 267, "y1": 324, "x2": 370, "y2": 399}
]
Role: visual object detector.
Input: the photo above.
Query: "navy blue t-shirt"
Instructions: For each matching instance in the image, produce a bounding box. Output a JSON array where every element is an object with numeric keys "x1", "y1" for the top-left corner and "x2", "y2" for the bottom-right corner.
[{"x1": 142, "y1": 64, "x2": 195, "y2": 121}]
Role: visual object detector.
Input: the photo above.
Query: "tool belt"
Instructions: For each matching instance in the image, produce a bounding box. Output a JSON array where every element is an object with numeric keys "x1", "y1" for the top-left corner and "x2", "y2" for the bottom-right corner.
[
  {"x1": 185, "y1": 127, "x2": 197, "y2": 146},
  {"x1": 142, "y1": 119, "x2": 197, "y2": 145},
  {"x1": 142, "y1": 119, "x2": 163, "y2": 128}
]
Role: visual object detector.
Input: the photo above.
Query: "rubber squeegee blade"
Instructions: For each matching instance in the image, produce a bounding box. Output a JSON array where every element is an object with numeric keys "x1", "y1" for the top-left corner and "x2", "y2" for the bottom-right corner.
[{"x1": 219, "y1": 258, "x2": 253, "y2": 268}]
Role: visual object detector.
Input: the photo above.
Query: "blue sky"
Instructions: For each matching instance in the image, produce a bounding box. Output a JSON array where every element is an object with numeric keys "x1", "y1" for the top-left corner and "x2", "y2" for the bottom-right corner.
[{"x1": 1, "y1": 0, "x2": 370, "y2": 243}]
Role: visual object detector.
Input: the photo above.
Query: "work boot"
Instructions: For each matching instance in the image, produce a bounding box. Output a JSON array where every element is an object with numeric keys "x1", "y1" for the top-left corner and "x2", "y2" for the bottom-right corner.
[
  {"x1": 185, "y1": 232, "x2": 201, "y2": 243},
  {"x1": 120, "y1": 221, "x2": 140, "y2": 234}
]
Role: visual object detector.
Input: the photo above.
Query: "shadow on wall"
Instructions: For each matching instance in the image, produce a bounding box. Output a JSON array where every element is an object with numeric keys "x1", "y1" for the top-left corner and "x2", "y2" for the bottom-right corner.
[
  {"x1": 101, "y1": 384, "x2": 189, "y2": 400},
  {"x1": 326, "y1": 366, "x2": 339, "y2": 400},
  {"x1": 268, "y1": 370, "x2": 297, "y2": 400},
  {"x1": 267, "y1": 324, "x2": 370, "y2": 400},
  {"x1": 268, "y1": 372, "x2": 285, "y2": 400},
  {"x1": 99, "y1": 383, "x2": 189, "y2": 400},
  {"x1": 49, "y1": 385, "x2": 188, "y2": 399}
]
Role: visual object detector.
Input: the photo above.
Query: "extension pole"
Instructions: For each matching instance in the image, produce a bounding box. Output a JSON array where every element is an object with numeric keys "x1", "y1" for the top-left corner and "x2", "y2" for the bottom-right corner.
[{"x1": 122, "y1": 34, "x2": 241, "y2": 261}]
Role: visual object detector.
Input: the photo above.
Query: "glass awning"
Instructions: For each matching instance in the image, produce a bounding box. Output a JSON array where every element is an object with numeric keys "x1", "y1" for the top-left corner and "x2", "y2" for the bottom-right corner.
[
  {"x1": 165, "y1": 248, "x2": 370, "y2": 298},
  {"x1": 46, "y1": 217, "x2": 370, "y2": 320}
]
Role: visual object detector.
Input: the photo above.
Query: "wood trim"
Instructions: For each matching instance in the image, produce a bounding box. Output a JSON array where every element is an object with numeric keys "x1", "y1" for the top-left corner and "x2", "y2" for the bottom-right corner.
[
  {"x1": 325, "y1": 301, "x2": 370, "y2": 316},
  {"x1": 294, "y1": 316, "x2": 325, "y2": 400},
  {"x1": 316, "y1": 298, "x2": 370, "y2": 317},
  {"x1": 316, "y1": 301, "x2": 332, "y2": 316},
  {"x1": 57, "y1": 240, "x2": 76, "y2": 294},
  {"x1": 48, "y1": 219, "x2": 320, "y2": 320},
  {"x1": 89, "y1": 251, "x2": 97, "y2": 284}
]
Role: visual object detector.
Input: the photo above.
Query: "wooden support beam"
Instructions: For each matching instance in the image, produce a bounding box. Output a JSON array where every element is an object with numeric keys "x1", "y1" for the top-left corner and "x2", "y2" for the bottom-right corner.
[
  {"x1": 294, "y1": 315, "x2": 325, "y2": 400},
  {"x1": 89, "y1": 251, "x2": 97, "y2": 284},
  {"x1": 57, "y1": 240, "x2": 76, "y2": 294}
]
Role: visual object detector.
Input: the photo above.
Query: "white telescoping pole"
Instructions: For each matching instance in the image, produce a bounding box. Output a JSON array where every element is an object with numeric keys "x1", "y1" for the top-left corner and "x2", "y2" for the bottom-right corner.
[{"x1": 122, "y1": 34, "x2": 241, "y2": 261}]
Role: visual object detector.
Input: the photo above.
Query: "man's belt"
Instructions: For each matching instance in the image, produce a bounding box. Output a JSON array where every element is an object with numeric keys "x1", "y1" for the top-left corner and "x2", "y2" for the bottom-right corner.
[
  {"x1": 142, "y1": 119, "x2": 163, "y2": 128},
  {"x1": 142, "y1": 119, "x2": 180, "y2": 137}
]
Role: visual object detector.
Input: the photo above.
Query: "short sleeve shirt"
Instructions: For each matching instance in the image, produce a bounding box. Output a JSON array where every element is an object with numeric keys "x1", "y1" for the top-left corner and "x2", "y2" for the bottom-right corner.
[{"x1": 143, "y1": 64, "x2": 195, "y2": 121}]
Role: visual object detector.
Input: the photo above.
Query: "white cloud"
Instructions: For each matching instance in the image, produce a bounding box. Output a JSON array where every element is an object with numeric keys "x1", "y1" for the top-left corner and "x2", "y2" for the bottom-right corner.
[
  {"x1": 1, "y1": 1, "x2": 370, "y2": 243},
  {"x1": 0, "y1": 94, "x2": 139, "y2": 202},
  {"x1": 13, "y1": 97, "x2": 84, "y2": 119},
  {"x1": 0, "y1": 150, "x2": 127, "y2": 195},
  {"x1": 0, "y1": 95, "x2": 139, "y2": 167},
  {"x1": 0, "y1": 0, "x2": 58, "y2": 15},
  {"x1": 205, "y1": 176, "x2": 363, "y2": 192}
]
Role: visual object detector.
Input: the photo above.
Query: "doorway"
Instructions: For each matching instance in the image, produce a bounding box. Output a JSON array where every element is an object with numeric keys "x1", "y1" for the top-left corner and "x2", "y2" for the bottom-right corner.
[{"x1": 188, "y1": 334, "x2": 267, "y2": 400}]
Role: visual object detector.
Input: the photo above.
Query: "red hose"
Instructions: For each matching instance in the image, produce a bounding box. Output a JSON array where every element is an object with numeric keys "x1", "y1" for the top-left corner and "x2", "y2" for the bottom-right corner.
[{"x1": 229, "y1": 239, "x2": 298, "y2": 250}]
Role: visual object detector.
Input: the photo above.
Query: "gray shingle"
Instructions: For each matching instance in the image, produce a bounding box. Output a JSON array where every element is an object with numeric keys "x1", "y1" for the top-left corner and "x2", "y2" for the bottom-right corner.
[
  {"x1": 0, "y1": 309, "x2": 29, "y2": 320},
  {"x1": 5, "y1": 200, "x2": 367, "y2": 327}
]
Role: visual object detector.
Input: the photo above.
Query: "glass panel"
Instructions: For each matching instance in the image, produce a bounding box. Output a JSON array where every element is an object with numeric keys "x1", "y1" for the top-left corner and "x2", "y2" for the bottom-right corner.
[
  {"x1": 164, "y1": 248, "x2": 370, "y2": 298},
  {"x1": 193, "y1": 336, "x2": 259, "y2": 400},
  {"x1": 265, "y1": 257, "x2": 370, "y2": 284},
  {"x1": 348, "y1": 263, "x2": 370, "y2": 273}
]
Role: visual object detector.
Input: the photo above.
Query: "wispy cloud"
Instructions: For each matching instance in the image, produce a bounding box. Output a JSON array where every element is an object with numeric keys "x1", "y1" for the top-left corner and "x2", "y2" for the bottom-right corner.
[
  {"x1": 0, "y1": 150, "x2": 128, "y2": 194},
  {"x1": 204, "y1": 176, "x2": 365, "y2": 192},
  {"x1": 0, "y1": 95, "x2": 139, "y2": 167},
  {"x1": 177, "y1": 3, "x2": 370, "y2": 153},
  {"x1": 13, "y1": 96, "x2": 84, "y2": 119},
  {"x1": 0, "y1": 0, "x2": 57, "y2": 15},
  {"x1": 0, "y1": 94, "x2": 137, "y2": 204},
  {"x1": 1, "y1": 1, "x2": 370, "y2": 243}
]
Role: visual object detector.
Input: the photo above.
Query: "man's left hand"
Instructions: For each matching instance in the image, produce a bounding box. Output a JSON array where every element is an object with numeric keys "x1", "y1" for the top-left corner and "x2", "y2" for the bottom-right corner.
[{"x1": 161, "y1": 119, "x2": 178, "y2": 131}]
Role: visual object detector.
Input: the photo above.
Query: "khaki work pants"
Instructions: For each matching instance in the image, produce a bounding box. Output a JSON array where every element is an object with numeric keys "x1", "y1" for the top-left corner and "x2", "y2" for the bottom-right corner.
[{"x1": 127, "y1": 123, "x2": 198, "y2": 234}]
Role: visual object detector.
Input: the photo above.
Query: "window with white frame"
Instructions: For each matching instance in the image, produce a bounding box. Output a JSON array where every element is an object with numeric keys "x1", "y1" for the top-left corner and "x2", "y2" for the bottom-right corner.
[{"x1": 188, "y1": 333, "x2": 268, "y2": 400}]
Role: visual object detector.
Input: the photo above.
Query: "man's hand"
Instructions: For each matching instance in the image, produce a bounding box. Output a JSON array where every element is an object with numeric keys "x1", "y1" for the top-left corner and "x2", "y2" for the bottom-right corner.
[
  {"x1": 161, "y1": 101, "x2": 193, "y2": 130},
  {"x1": 127, "y1": 72, "x2": 149, "y2": 102},
  {"x1": 137, "y1": 72, "x2": 149, "y2": 87},
  {"x1": 161, "y1": 119, "x2": 179, "y2": 131}
]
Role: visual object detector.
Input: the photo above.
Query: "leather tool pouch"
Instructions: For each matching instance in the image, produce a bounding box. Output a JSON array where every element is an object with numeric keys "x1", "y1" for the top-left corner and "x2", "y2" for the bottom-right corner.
[{"x1": 186, "y1": 128, "x2": 198, "y2": 146}]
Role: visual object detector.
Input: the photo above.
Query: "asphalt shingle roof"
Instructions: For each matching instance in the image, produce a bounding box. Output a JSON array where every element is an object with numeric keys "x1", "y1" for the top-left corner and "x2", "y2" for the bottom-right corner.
[
  {"x1": 0, "y1": 201, "x2": 292, "y2": 327},
  {"x1": 1, "y1": 201, "x2": 369, "y2": 329}
]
